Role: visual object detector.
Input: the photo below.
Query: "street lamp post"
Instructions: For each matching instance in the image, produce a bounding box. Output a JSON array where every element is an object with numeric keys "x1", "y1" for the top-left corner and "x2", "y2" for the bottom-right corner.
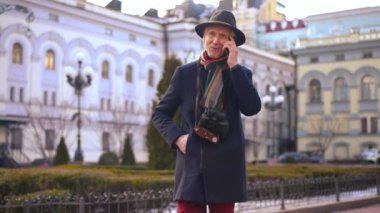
[
  {"x1": 66, "y1": 53, "x2": 91, "y2": 163},
  {"x1": 262, "y1": 85, "x2": 284, "y2": 159}
]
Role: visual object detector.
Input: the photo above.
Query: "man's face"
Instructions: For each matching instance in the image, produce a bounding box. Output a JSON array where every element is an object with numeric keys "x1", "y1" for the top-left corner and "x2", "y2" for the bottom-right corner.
[{"x1": 203, "y1": 25, "x2": 232, "y2": 59}]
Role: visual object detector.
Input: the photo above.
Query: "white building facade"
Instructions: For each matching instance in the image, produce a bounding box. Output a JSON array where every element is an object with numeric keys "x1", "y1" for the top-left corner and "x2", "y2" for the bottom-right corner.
[{"x1": 0, "y1": 0, "x2": 294, "y2": 164}]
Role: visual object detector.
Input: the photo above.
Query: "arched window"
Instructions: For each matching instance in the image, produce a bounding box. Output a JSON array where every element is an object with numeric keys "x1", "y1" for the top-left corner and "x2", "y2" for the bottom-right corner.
[
  {"x1": 10, "y1": 87, "x2": 15, "y2": 102},
  {"x1": 45, "y1": 49, "x2": 55, "y2": 70},
  {"x1": 12, "y1": 43, "x2": 23, "y2": 64},
  {"x1": 101, "y1": 60, "x2": 109, "y2": 79},
  {"x1": 361, "y1": 75, "x2": 376, "y2": 100},
  {"x1": 309, "y1": 79, "x2": 321, "y2": 103},
  {"x1": 333, "y1": 77, "x2": 348, "y2": 102},
  {"x1": 148, "y1": 69, "x2": 154, "y2": 87},
  {"x1": 126, "y1": 65, "x2": 133, "y2": 83}
]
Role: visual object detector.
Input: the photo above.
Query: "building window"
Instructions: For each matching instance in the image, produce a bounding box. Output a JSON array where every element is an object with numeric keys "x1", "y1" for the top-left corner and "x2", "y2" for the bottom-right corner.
[
  {"x1": 335, "y1": 54, "x2": 345, "y2": 61},
  {"x1": 107, "y1": 99, "x2": 111, "y2": 110},
  {"x1": 309, "y1": 79, "x2": 321, "y2": 103},
  {"x1": 105, "y1": 28, "x2": 113, "y2": 36},
  {"x1": 129, "y1": 34, "x2": 136, "y2": 42},
  {"x1": 48, "y1": 13, "x2": 59, "y2": 21},
  {"x1": 333, "y1": 77, "x2": 348, "y2": 102},
  {"x1": 253, "y1": 119, "x2": 258, "y2": 136},
  {"x1": 51, "y1": 92, "x2": 57, "y2": 106},
  {"x1": 124, "y1": 100, "x2": 129, "y2": 112},
  {"x1": 370, "y1": 117, "x2": 377, "y2": 134},
  {"x1": 148, "y1": 69, "x2": 154, "y2": 87},
  {"x1": 126, "y1": 65, "x2": 133, "y2": 83},
  {"x1": 278, "y1": 122, "x2": 283, "y2": 139},
  {"x1": 361, "y1": 118, "x2": 367, "y2": 133},
  {"x1": 310, "y1": 57, "x2": 319, "y2": 63},
  {"x1": 100, "y1": 98, "x2": 104, "y2": 110},
  {"x1": 12, "y1": 43, "x2": 23, "y2": 64},
  {"x1": 362, "y1": 51, "x2": 372, "y2": 59},
  {"x1": 45, "y1": 49, "x2": 55, "y2": 70},
  {"x1": 19, "y1": 88, "x2": 24, "y2": 103},
  {"x1": 265, "y1": 85, "x2": 270, "y2": 95},
  {"x1": 45, "y1": 129, "x2": 55, "y2": 151},
  {"x1": 10, "y1": 87, "x2": 15, "y2": 102},
  {"x1": 102, "y1": 132, "x2": 110, "y2": 152},
  {"x1": 361, "y1": 117, "x2": 378, "y2": 134},
  {"x1": 101, "y1": 60, "x2": 109, "y2": 79},
  {"x1": 11, "y1": 128, "x2": 22, "y2": 150},
  {"x1": 278, "y1": 88, "x2": 283, "y2": 95},
  {"x1": 52, "y1": 92, "x2": 56, "y2": 106},
  {"x1": 266, "y1": 121, "x2": 271, "y2": 138},
  {"x1": 361, "y1": 75, "x2": 376, "y2": 100},
  {"x1": 43, "y1": 91, "x2": 48, "y2": 105}
]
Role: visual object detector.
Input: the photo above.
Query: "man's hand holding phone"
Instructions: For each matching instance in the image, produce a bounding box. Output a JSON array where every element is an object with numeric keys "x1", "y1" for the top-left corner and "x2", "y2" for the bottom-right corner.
[{"x1": 223, "y1": 36, "x2": 238, "y2": 69}]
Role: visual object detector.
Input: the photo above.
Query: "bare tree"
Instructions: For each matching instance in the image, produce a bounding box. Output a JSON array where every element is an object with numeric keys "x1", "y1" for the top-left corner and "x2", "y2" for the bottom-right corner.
[
  {"x1": 23, "y1": 101, "x2": 73, "y2": 159},
  {"x1": 97, "y1": 105, "x2": 136, "y2": 157},
  {"x1": 302, "y1": 115, "x2": 345, "y2": 159}
]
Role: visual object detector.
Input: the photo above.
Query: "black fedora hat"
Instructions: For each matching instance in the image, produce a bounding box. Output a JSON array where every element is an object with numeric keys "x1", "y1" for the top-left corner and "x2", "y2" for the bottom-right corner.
[{"x1": 195, "y1": 10, "x2": 246, "y2": 46}]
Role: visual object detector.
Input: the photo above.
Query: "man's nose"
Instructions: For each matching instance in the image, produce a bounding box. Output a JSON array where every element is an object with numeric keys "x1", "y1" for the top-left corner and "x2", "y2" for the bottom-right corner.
[{"x1": 212, "y1": 36, "x2": 221, "y2": 44}]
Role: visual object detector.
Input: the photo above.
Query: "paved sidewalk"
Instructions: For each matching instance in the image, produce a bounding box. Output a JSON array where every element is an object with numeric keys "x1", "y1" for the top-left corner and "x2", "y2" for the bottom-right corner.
[
  {"x1": 333, "y1": 204, "x2": 380, "y2": 213},
  {"x1": 269, "y1": 196, "x2": 380, "y2": 213}
]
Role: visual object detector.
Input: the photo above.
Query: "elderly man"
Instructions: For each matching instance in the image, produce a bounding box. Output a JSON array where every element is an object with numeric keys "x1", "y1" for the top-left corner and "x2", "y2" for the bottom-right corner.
[{"x1": 152, "y1": 10, "x2": 261, "y2": 213}]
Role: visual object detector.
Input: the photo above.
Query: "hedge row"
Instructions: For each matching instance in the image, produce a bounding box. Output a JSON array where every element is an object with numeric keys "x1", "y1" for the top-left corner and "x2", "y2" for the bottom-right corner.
[
  {"x1": 1, "y1": 164, "x2": 379, "y2": 196},
  {"x1": 0, "y1": 165, "x2": 174, "y2": 196},
  {"x1": 246, "y1": 164, "x2": 380, "y2": 181}
]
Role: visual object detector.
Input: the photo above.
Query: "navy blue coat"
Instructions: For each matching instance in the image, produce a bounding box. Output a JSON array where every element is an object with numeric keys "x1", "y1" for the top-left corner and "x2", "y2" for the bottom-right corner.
[{"x1": 152, "y1": 61, "x2": 261, "y2": 203}]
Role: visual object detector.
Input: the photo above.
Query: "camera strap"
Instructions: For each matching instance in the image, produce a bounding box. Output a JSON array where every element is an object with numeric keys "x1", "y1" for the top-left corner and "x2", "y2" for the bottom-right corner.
[{"x1": 194, "y1": 67, "x2": 202, "y2": 128}]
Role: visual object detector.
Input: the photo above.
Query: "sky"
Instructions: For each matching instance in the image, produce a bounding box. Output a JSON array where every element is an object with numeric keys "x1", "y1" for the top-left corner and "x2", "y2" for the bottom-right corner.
[{"x1": 88, "y1": 0, "x2": 380, "y2": 19}]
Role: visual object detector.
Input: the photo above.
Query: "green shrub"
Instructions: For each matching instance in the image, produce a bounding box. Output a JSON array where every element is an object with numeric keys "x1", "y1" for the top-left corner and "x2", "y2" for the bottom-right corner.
[
  {"x1": 98, "y1": 152, "x2": 119, "y2": 165},
  {"x1": 146, "y1": 55, "x2": 181, "y2": 170},
  {"x1": 121, "y1": 136, "x2": 135, "y2": 165},
  {"x1": 53, "y1": 137, "x2": 70, "y2": 166}
]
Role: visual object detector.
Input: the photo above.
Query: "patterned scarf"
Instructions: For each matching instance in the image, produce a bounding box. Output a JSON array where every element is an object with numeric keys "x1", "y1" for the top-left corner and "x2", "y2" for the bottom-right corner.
[{"x1": 199, "y1": 51, "x2": 228, "y2": 110}]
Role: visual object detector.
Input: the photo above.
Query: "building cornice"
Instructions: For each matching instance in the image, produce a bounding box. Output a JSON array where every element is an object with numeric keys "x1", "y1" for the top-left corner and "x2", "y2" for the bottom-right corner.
[
  {"x1": 292, "y1": 38, "x2": 380, "y2": 56},
  {"x1": 23, "y1": 0, "x2": 163, "y2": 37},
  {"x1": 240, "y1": 45, "x2": 295, "y2": 66},
  {"x1": 304, "y1": 6, "x2": 380, "y2": 23}
]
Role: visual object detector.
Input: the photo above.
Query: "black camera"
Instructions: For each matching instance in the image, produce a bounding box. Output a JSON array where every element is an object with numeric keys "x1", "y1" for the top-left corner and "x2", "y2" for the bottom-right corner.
[{"x1": 198, "y1": 108, "x2": 229, "y2": 138}]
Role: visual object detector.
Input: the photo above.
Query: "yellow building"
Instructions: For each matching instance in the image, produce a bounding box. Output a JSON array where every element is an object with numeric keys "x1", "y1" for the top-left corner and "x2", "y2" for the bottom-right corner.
[
  {"x1": 293, "y1": 31, "x2": 380, "y2": 161},
  {"x1": 258, "y1": 0, "x2": 285, "y2": 23}
]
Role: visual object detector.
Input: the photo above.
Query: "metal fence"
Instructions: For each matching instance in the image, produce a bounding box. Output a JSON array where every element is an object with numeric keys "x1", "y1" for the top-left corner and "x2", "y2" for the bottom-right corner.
[{"x1": 1, "y1": 174, "x2": 379, "y2": 213}]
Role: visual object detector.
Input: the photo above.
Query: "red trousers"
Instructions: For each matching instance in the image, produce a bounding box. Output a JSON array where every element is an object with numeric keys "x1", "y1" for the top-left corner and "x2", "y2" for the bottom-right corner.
[{"x1": 177, "y1": 200, "x2": 234, "y2": 213}]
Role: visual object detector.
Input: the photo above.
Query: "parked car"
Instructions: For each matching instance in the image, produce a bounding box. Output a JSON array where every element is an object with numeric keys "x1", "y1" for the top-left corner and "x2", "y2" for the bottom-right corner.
[
  {"x1": 309, "y1": 155, "x2": 324, "y2": 163},
  {"x1": 278, "y1": 152, "x2": 322, "y2": 164},
  {"x1": 360, "y1": 149, "x2": 380, "y2": 163},
  {"x1": 278, "y1": 152, "x2": 309, "y2": 163}
]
